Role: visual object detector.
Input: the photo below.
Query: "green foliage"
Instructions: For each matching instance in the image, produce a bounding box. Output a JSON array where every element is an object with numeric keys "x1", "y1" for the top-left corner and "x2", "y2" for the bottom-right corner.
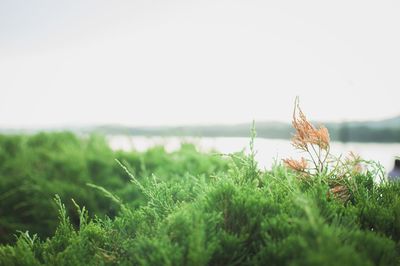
[
  {"x1": 0, "y1": 133, "x2": 228, "y2": 243},
  {"x1": 0, "y1": 132, "x2": 399, "y2": 265}
]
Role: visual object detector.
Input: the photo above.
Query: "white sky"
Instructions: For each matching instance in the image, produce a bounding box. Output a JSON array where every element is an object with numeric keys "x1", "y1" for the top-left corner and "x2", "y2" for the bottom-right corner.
[{"x1": 1, "y1": 0, "x2": 399, "y2": 127}]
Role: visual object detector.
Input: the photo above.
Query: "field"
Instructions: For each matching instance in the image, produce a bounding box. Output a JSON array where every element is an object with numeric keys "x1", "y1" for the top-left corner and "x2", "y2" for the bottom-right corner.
[{"x1": 0, "y1": 129, "x2": 399, "y2": 266}]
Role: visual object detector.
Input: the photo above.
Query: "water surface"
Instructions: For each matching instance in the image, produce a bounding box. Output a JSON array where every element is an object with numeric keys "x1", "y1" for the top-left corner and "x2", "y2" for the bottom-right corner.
[{"x1": 108, "y1": 136, "x2": 400, "y2": 173}]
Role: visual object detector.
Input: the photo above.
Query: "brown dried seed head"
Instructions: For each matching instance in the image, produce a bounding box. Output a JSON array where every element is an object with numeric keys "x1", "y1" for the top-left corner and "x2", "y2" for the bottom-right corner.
[
  {"x1": 283, "y1": 157, "x2": 308, "y2": 172},
  {"x1": 328, "y1": 185, "x2": 350, "y2": 202},
  {"x1": 315, "y1": 126, "x2": 330, "y2": 150},
  {"x1": 291, "y1": 98, "x2": 330, "y2": 151}
]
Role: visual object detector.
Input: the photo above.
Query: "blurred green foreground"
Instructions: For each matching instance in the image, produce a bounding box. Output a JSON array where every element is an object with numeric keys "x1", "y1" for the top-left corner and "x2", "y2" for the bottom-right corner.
[{"x1": 0, "y1": 132, "x2": 399, "y2": 265}]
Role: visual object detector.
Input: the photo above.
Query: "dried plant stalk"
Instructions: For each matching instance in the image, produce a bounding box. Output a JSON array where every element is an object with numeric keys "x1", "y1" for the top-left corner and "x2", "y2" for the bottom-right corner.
[
  {"x1": 283, "y1": 97, "x2": 366, "y2": 203},
  {"x1": 286, "y1": 97, "x2": 330, "y2": 174},
  {"x1": 283, "y1": 157, "x2": 308, "y2": 173}
]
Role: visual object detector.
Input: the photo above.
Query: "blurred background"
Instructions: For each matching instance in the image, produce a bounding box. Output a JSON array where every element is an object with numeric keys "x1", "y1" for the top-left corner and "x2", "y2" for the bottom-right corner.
[{"x1": 1, "y1": 0, "x2": 399, "y2": 170}]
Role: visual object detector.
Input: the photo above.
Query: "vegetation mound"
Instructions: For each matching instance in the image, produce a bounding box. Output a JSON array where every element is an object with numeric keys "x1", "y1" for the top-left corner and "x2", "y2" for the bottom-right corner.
[{"x1": 1, "y1": 100, "x2": 399, "y2": 265}]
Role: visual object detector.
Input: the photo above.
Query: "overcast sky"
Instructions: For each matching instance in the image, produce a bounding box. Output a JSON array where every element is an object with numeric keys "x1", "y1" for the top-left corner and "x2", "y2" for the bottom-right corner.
[{"x1": 1, "y1": 0, "x2": 399, "y2": 127}]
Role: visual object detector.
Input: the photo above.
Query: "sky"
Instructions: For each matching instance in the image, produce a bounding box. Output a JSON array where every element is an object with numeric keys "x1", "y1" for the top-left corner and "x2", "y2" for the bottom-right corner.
[{"x1": 1, "y1": 0, "x2": 400, "y2": 128}]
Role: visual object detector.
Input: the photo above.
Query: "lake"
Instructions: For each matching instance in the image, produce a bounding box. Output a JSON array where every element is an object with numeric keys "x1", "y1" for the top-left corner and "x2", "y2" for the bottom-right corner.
[{"x1": 108, "y1": 136, "x2": 400, "y2": 174}]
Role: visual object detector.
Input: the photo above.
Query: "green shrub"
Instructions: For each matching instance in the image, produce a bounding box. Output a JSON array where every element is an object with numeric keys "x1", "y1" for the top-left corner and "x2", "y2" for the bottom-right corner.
[
  {"x1": 0, "y1": 132, "x2": 399, "y2": 265},
  {"x1": 0, "y1": 133, "x2": 228, "y2": 244}
]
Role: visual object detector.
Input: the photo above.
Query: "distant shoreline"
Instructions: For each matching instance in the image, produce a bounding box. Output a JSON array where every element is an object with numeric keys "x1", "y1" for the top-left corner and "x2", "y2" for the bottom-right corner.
[{"x1": 1, "y1": 115, "x2": 400, "y2": 143}]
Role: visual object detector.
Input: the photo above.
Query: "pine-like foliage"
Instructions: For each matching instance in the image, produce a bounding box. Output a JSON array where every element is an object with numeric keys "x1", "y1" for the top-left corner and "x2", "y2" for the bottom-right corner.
[
  {"x1": 0, "y1": 131, "x2": 399, "y2": 265},
  {"x1": 0, "y1": 133, "x2": 228, "y2": 243}
]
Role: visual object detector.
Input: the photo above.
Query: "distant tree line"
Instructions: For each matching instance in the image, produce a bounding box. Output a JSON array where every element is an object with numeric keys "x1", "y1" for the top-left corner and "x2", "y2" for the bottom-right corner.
[
  {"x1": 330, "y1": 125, "x2": 400, "y2": 143},
  {"x1": 94, "y1": 124, "x2": 400, "y2": 143}
]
